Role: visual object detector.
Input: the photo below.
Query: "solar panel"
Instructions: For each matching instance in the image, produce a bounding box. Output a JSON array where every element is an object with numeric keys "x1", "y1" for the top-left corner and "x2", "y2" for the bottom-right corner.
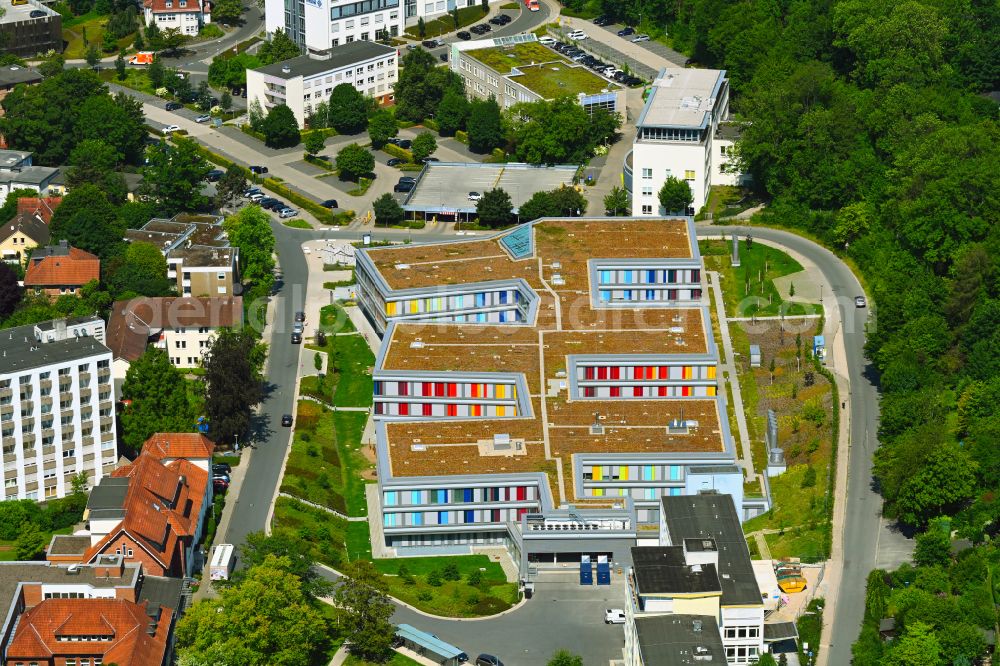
[
  {"x1": 493, "y1": 32, "x2": 537, "y2": 48},
  {"x1": 500, "y1": 223, "x2": 533, "y2": 259}
]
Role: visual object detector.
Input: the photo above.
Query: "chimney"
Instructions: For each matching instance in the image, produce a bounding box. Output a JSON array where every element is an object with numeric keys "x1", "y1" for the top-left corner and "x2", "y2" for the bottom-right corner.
[{"x1": 281, "y1": 65, "x2": 291, "y2": 74}]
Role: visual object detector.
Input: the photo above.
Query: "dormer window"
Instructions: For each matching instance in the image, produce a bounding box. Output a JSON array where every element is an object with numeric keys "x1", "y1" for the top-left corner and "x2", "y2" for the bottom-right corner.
[
  {"x1": 165, "y1": 0, "x2": 172, "y2": 6},
  {"x1": 179, "y1": 0, "x2": 186, "y2": 6}
]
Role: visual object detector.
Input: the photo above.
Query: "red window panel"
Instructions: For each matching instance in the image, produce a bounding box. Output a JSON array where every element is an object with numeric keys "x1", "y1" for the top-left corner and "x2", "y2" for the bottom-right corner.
[
  {"x1": 423, "y1": 403, "x2": 432, "y2": 416},
  {"x1": 422, "y1": 382, "x2": 432, "y2": 397},
  {"x1": 399, "y1": 403, "x2": 409, "y2": 416},
  {"x1": 658, "y1": 386, "x2": 668, "y2": 397},
  {"x1": 516, "y1": 486, "x2": 527, "y2": 500},
  {"x1": 374, "y1": 402, "x2": 383, "y2": 414},
  {"x1": 634, "y1": 386, "x2": 643, "y2": 397},
  {"x1": 471, "y1": 384, "x2": 480, "y2": 398},
  {"x1": 646, "y1": 366, "x2": 655, "y2": 380},
  {"x1": 693, "y1": 289, "x2": 702, "y2": 299},
  {"x1": 584, "y1": 366, "x2": 595, "y2": 380},
  {"x1": 659, "y1": 366, "x2": 668, "y2": 379},
  {"x1": 597, "y1": 367, "x2": 608, "y2": 380},
  {"x1": 492, "y1": 509, "x2": 501, "y2": 522},
  {"x1": 682, "y1": 386, "x2": 691, "y2": 397},
  {"x1": 584, "y1": 387, "x2": 595, "y2": 397},
  {"x1": 517, "y1": 508, "x2": 527, "y2": 520},
  {"x1": 435, "y1": 382, "x2": 445, "y2": 397},
  {"x1": 447, "y1": 383, "x2": 457, "y2": 397},
  {"x1": 610, "y1": 386, "x2": 621, "y2": 397},
  {"x1": 399, "y1": 382, "x2": 408, "y2": 396},
  {"x1": 447, "y1": 404, "x2": 458, "y2": 417},
  {"x1": 610, "y1": 367, "x2": 621, "y2": 380}
]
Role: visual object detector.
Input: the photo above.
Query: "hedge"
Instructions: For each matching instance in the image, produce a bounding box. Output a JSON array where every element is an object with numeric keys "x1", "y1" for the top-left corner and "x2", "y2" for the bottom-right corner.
[
  {"x1": 399, "y1": 164, "x2": 424, "y2": 172},
  {"x1": 455, "y1": 130, "x2": 469, "y2": 144},
  {"x1": 240, "y1": 125, "x2": 267, "y2": 142},
  {"x1": 304, "y1": 154, "x2": 335, "y2": 170},
  {"x1": 382, "y1": 143, "x2": 414, "y2": 162},
  {"x1": 421, "y1": 118, "x2": 440, "y2": 132},
  {"x1": 262, "y1": 178, "x2": 336, "y2": 224}
]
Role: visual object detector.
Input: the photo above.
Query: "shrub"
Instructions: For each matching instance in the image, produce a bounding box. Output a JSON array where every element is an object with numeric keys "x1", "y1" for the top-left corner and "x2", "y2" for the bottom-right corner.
[
  {"x1": 467, "y1": 570, "x2": 483, "y2": 587},
  {"x1": 455, "y1": 130, "x2": 469, "y2": 144},
  {"x1": 382, "y1": 143, "x2": 414, "y2": 162},
  {"x1": 442, "y1": 563, "x2": 461, "y2": 581},
  {"x1": 427, "y1": 569, "x2": 443, "y2": 586},
  {"x1": 418, "y1": 591, "x2": 433, "y2": 601},
  {"x1": 422, "y1": 118, "x2": 440, "y2": 131}
]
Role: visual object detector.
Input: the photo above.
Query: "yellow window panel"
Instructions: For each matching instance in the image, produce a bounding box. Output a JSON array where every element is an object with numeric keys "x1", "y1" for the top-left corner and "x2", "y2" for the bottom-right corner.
[
  {"x1": 707, "y1": 366, "x2": 717, "y2": 379},
  {"x1": 592, "y1": 466, "x2": 602, "y2": 480}
]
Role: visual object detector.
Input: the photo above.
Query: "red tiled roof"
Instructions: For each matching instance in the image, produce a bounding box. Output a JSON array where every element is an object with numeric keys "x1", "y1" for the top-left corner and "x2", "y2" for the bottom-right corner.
[
  {"x1": 24, "y1": 245, "x2": 100, "y2": 287},
  {"x1": 145, "y1": 0, "x2": 205, "y2": 13},
  {"x1": 144, "y1": 433, "x2": 215, "y2": 460},
  {"x1": 16, "y1": 196, "x2": 62, "y2": 223},
  {"x1": 6, "y1": 598, "x2": 172, "y2": 666}
]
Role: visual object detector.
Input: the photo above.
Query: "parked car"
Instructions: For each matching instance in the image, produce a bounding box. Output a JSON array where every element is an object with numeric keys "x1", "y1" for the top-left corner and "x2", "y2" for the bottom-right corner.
[
  {"x1": 161, "y1": 124, "x2": 180, "y2": 134},
  {"x1": 475, "y1": 656, "x2": 504, "y2": 666},
  {"x1": 538, "y1": 36, "x2": 556, "y2": 46},
  {"x1": 386, "y1": 157, "x2": 403, "y2": 167},
  {"x1": 855, "y1": 295, "x2": 867, "y2": 308},
  {"x1": 625, "y1": 75, "x2": 643, "y2": 85},
  {"x1": 213, "y1": 479, "x2": 229, "y2": 492},
  {"x1": 320, "y1": 199, "x2": 339, "y2": 208},
  {"x1": 244, "y1": 187, "x2": 262, "y2": 197},
  {"x1": 421, "y1": 39, "x2": 441, "y2": 48},
  {"x1": 457, "y1": 30, "x2": 471, "y2": 40},
  {"x1": 568, "y1": 29, "x2": 588, "y2": 39},
  {"x1": 394, "y1": 180, "x2": 415, "y2": 193},
  {"x1": 278, "y1": 207, "x2": 298, "y2": 218},
  {"x1": 29, "y1": 9, "x2": 46, "y2": 17},
  {"x1": 281, "y1": 414, "x2": 294, "y2": 427},
  {"x1": 421, "y1": 156, "x2": 440, "y2": 164},
  {"x1": 195, "y1": 114, "x2": 212, "y2": 123},
  {"x1": 292, "y1": 322, "x2": 304, "y2": 335},
  {"x1": 605, "y1": 609, "x2": 626, "y2": 624},
  {"x1": 248, "y1": 192, "x2": 266, "y2": 202},
  {"x1": 249, "y1": 165, "x2": 269, "y2": 175},
  {"x1": 295, "y1": 311, "x2": 306, "y2": 322},
  {"x1": 212, "y1": 473, "x2": 231, "y2": 484},
  {"x1": 617, "y1": 26, "x2": 635, "y2": 36},
  {"x1": 291, "y1": 332, "x2": 302, "y2": 344},
  {"x1": 593, "y1": 15, "x2": 611, "y2": 24},
  {"x1": 632, "y1": 33, "x2": 650, "y2": 42},
  {"x1": 206, "y1": 169, "x2": 225, "y2": 182},
  {"x1": 213, "y1": 463, "x2": 232, "y2": 474},
  {"x1": 489, "y1": 15, "x2": 504, "y2": 24},
  {"x1": 468, "y1": 191, "x2": 482, "y2": 202},
  {"x1": 388, "y1": 138, "x2": 412, "y2": 149}
]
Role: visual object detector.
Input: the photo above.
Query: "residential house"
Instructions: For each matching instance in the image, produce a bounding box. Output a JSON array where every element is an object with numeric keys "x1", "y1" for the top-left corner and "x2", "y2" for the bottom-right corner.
[
  {"x1": 0, "y1": 196, "x2": 60, "y2": 264},
  {"x1": 50, "y1": 442, "x2": 212, "y2": 578},
  {"x1": 144, "y1": 0, "x2": 212, "y2": 37},
  {"x1": 106, "y1": 296, "x2": 244, "y2": 377},
  {"x1": 0, "y1": 66, "x2": 42, "y2": 111},
  {"x1": 23, "y1": 240, "x2": 100, "y2": 298},
  {"x1": 141, "y1": 432, "x2": 214, "y2": 473}
]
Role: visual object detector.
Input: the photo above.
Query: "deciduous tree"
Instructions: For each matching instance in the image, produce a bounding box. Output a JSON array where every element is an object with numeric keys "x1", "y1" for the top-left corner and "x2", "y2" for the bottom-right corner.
[
  {"x1": 211, "y1": 0, "x2": 242, "y2": 23},
  {"x1": 373, "y1": 192, "x2": 404, "y2": 226},
  {"x1": 303, "y1": 131, "x2": 325, "y2": 157},
  {"x1": 327, "y1": 83, "x2": 368, "y2": 134},
  {"x1": 216, "y1": 166, "x2": 248, "y2": 209},
  {"x1": 222, "y1": 205, "x2": 275, "y2": 295},
  {"x1": 0, "y1": 263, "x2": 22, "y2": 319},
  {"x1": 203, "y1": 327, "x2": 265, "y2": 445},
  {"x1": 658, "y1": 176, "x2": 693, "y2": 214},
  {"x1": 476, "y1": 188, "x2": 513, "y2": 227},
  {"x1": 120, "y1": 348, "x2": 196, "y2": 450},
  {"x1": 366, "y1": 108, "x2": 398, "y2": 148},
  {"x1": 261, "y1": 104, "x2": 300, "y2": 148},
  {"x1": 547, "y1": 650, "x2": 583, "y2": 666},
  {"x1": 257, "y1": 29, "x2": 301, "y2": 65},
  {"x1": 467, "y1": 96, "x2": 502, "y2": 153},
  {"x1": 335, "y1": 143, "x2": 374, "y2": 181},
  {"x1": 394, "y1": 47, "x2": 463, "y2": 122},
  {"x1": 66, "y1": 139, "x2": 128, "y2": 204},
  {"x1": 411, "y1": 131, "x2": 437, "y2": 162},
  {"x1": 48, "y1": 185, "x2": 126, "y2": 261},
  {"x1": 334, "y1": 560, "x2": 395, "y2": 662},
  {"x1": 436, "y1": 88, "x2": 469, "y2": 136},
  {"x1": 14, "y1": 522, "x2": 46, "y2": 560},
  {"x1": 233, "y1": 530, "x2": 332, "y2": 599},
  {"x1": 604, "y1": 186, "x2": 629, "y2": 215},
  {"x1": 141, "y1": 137, "x2": 211, "y2": 215}
]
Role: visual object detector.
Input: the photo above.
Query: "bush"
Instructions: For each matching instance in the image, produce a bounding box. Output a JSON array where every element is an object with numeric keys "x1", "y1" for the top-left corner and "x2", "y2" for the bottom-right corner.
[
  {"x1": 455, "y1": 130, "x2": 469, "y2": 144},
  {"x1": 442, "y1": 563, "x2": 461, "y2": 581},
  {"x1": 262, "y1": 178, "x2": 335, "y2": 224},
  {"x1": 467, "y1": 570, "x2": 483, "y2": 587},
  {"x1": 382, "y1": 143, "x2": 414, "y2": 163},
  {"x1": 427, "y1": 569, "x2": 443, "y2": 586},
  {"x1": 422, "y1": 118, "x2": 440, "y2": 132}
]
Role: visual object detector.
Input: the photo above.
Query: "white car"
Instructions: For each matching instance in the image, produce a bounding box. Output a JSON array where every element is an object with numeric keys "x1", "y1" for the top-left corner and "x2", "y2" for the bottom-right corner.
[
  {"x1": 568, "y1": 30, "x2": 588, "y2": 40},
  {"x1": 605, "y1": 609, "x2": 626, "y2": 624},
  {"x1": 468, "y1": 191, "x2": 482, "y2": 202},
  {"x1": 855, "y1": 295, "x2": 867, "y2": 308},
  {"x1": 195, "y1": 114, "x2": 212, "y2": 123},
  {"x1": 632, "y1": 34, "x2": 650, "y2": 42},
  {"x1": 538, "y1": 36, "x2": 556, "y2": 46},
  {"x1": 161, "y1": 125, "x2": 180, "y2": 134}
]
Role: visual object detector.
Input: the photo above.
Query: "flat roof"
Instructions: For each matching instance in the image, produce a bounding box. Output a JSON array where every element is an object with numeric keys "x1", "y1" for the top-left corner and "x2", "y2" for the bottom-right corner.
[
  {"x1": 631, "y1": 546, "x2": 722, "y2": 595},
  {"x1": 0, "y1": 65, "x2": 42, "y2": 88},
  {"x1": 661, "y1": 493, "x2": 761, "y2": 606},
  {"x1": 364, "y1": 218, "x2": 728, "y2": 502},
  {"x1": 0, "y1": 149, "x2": 30, "y2": 168},
  {"x1": 637, "y1": 68, "x2": 727, "y2": 129},
  {"x1": 466, "y1": 40, "x2": 569, "y2": 73},
  {"x1": 0, "y1": 0, "x2": 56, "y2": 24},
  {"x1": 254, "y1": 41, "x2": 396, "y2": 80},
  {"x1": 464, "y1": 40, "x2": 619, "y2": 99},
  {"x1": 634, "y1": 615, "x2": 728, "y2": 665},
  {"x1": 402, "y1": 162, "x2": 577, "y2": 216},
  {"x1": 0, "y1": 321, "x2": 111, "y2": 375}
]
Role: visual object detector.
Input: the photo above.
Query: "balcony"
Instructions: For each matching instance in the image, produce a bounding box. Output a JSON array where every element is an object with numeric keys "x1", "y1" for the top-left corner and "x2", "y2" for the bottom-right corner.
[
  {"x1": 99, "y1": 416, "x2": 113, "y2": 429},
  {"x1": 3, "y1": 451, "x2": 15, "y2": 463},
  {"x1": 19, "y1": 400, "x2": 33, "y2": 413},
  {"x1": 0, "y1": 386, "x2": 12, "y2": 399},
  {"x1": 41, "y1": 428, "x2": 54, "y2": 440},
  {"x1": 22, "y1": 432, "x2": 35, "y2": 446},
  {"x1": 1, "y1": 436, "x2": 14, "y2": 449},
  {"x1": 61, "y1": 425, "x2": 74, "y2": 439},
  {"x1": 39, "y1": 378, "x2": 52, "y2": 391},
  {"x1": 79, "y1": 371, "x2": 91, "y2": 384},
  {"x1": 0, "y1": 404, "x2": 13, "y2": 419},
  {"x1": 79, "y1": 387, "x2": 92, "y2": 401},
  {"x1": 58, "y1": 375, "x2": 72, "y2": 388},
  {"x1": 97, "y1": 369, "x2": 110, "y2": 382},
  {"x1": 100, "y1": 431, "x2": 115, "y2": 444},
  {"x1": 82, "y1": 436, "x2": 95, "y2": 448}
]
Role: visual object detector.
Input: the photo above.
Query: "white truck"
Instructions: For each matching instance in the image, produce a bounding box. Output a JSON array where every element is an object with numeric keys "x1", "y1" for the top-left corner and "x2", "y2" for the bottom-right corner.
[{"x1": 209, "y1": 543, "x2": 235, "y2": 581}]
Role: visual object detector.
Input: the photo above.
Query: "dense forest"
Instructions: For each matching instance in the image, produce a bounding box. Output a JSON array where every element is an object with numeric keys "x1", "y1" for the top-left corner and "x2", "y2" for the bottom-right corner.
[{"x1": 586, "y1": 0, "x2": 1000, "y2": 662}]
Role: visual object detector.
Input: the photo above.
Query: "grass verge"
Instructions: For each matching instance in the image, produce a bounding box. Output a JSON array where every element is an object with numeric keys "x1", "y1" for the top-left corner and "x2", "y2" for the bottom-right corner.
[
  {"x1": 405, "y1": 5, "x2": 485, "y2": 38},
  {"x1": 283, "y1": 218, "x2": 314, "y2": 229}
]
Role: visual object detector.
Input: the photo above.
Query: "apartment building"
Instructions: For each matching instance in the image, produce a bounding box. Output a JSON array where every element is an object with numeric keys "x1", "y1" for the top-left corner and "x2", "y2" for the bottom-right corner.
[
  {"x1": 247, "y1": 42, "x2": 397, "y2": 127},
  {"x1": 125, "y1": 214, "x2": 239, "y2": 297},
  {"x1": 0, "y1": 317, "x2": 115, "y2": 501},
  {"x1": 356, "y1": 218, "x2": 750, "y2": 573},
  {"x1": 106, "y1": 296, "x2": 244, "y2": 376},
  {"x1": 626, "y1": 68, "x2": 742, "y2": 216},
  {"x1": 450, "y1": 34, "x2": 625, "y2": 115},
  {"x1": 144, "y1": 0, "x2": 211, "y2": 36}
]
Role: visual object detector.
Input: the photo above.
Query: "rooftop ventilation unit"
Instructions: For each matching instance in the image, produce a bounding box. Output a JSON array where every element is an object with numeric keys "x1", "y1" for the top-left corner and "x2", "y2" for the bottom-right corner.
[
  {"x1": 409, "y1": 341, "x2": 425, "y2": 349},
  {"x1": 551, "y1": 274, "x2": 564, "y2": 286},
  {"x1": 394, "y1": 263, "x2": 410, "y2": 270},
  {"x1": 410, "y1": 443, "x2": 426, "y2": 451}
]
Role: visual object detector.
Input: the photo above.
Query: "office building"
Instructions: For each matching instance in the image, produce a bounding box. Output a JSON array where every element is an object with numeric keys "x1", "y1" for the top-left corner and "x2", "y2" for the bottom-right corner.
[
  {"x1": 247, "y1": 41, "x2": 397, "y2": 128},
  {"x1": 0, "y1": 2, "x2": 61, "y2": 58},
  {"x1": 355, "y1": 218, "x2": 754, "y2": 575},
  {"x1": 0, "y1": 317, "x2": 115, "y2": 501},
  {"x1": 625, "y1": 68, "x2": 748, "y2": 216}
]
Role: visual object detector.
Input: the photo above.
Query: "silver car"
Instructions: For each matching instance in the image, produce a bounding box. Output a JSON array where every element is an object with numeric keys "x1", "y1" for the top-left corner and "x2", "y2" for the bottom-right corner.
[{"x1": 279, "y1": 208, "x2": 298, "y2": 218}]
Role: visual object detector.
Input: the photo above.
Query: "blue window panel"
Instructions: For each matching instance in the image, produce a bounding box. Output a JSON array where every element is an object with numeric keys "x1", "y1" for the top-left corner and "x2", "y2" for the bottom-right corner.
[
  {"x1": 599, "y1": 270, "x2": 611, "y2": 284},
  {"x1": 412, "y1": 512, "x2": 423, "y2": 526},
  {"x1": 669, "y1": 487, "x2": 682, "y2": 496},
  {"x1": 410, "y1": 490, "x2": 422, "y2": 504},
  {"x1": 624, "y1": 290, "x2": 634, "y2": 300},
  {"x1": 646, "y1": 270, "x2": 656, "y2": 283},
  {"x1": 455, "y1": 295, "x2": 464, "y2": 308},
  {"x1": 475, "y1": 293, "x2": 486, "y2": 307},
  {"x1": 439, "y1": 511, "x2": 448, "y2": 525},
  {"x1": 463, "y1": 488, "x2": 474, "y2": 502},
  {"x1": 384, "y1": 491, "x2": 397, "y2": 506},
  {"x1": 645, "y1": 289, "x2": 655, "y2": 301},
  {"x1": 383, "y1": 513, "x2": 395, "y2": 527},
  {"x1": 599, "y1": 290, "x2": 610, "y2": 303},
  {"x1": 498, "y1": 311, "x2": 507, "y2": 323},
  {"x1": 644, "y1": 488, "x2": 657, "y2": 500},
  {"x1": 514, "y1": 291, "x2": 521, "y2": 302},
  {"x1": 465, "y1": 509, "x2": 475, "y2": 523},
  {"x1": 436, "y1": 489, "x2": 447, "y2": 503},
  {"x1": 374, "y1": 381, "x2": 382, "y2": 396},
  {"x1": 669, "y1": 465, "x2": 681, "y2": 481},
  {"x1": 455, "y1": 315, "x2": 466, "y2": 322},
  {"x1": 476, "y1": 312, "x2": 487, "y2": 323},
  {"x1": 499, "y1": 291, "x2": 508, "y2": 304},
  {"x1": 643, "y1": 466, "x2": 654, "y2": 481},
  {"x1": 624, "y1": 270, "x2": 633, "y2": 284}
]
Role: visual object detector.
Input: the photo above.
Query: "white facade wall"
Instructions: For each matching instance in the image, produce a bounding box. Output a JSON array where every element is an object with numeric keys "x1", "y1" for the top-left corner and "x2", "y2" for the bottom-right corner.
[
  {"x1": 630, "y1": 140, "x2": 710, "y2": 216},
  {"x1": 155, "y1": 326, "x2": 220, "y2": 369},
  {"x1": 266, "y1": 0, "x2": 402, "y2": 54},
  {"x1": 144, "y1": 1, "x2": 210, "y2": 37}
]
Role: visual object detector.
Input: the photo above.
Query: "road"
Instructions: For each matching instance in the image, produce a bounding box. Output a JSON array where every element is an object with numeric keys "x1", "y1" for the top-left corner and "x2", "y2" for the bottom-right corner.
[{"x1": 702, "y1": 225, "x2": 880, "y2": 665}]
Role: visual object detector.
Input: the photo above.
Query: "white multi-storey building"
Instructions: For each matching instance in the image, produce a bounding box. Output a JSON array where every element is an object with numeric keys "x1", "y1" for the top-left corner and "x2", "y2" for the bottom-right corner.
[
  {"x1": 625, "y1": 68, "x2": 749, "y2": 217},
  {"x1": 247, "y1": 41, "x2": 397, "y2": 127},
  {"x1": 0, "y1": 317, "x2": 117, "y2": 501}
]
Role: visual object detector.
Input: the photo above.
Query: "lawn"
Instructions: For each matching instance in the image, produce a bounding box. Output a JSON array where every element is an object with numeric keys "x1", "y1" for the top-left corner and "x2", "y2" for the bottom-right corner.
[
  {"x1": 405, "y1": 5, "x2": 486, "y2": 38},
  {"x1": 468, "y1": 41, "x2": 567, "y2": 73},
  {"x1": 514, "y1": 62, "x2": 614, "y2": 97},
  {"x1": 279, "y1": 401, "x2": 372, "y2": 515},
  {"x1": 344, "y1": 653, "x2": 423, "y2": 666},
  {"x1": 304, "y1": 333, "x2": 374, "y2": 408},
  {"x1": 700, "y1": 239, "x2": 822, "y2": 317},
  {"x1": 62, "y1": 13, "x2": 135, "y2": 58},
  {"x1": 272, "y1": 496, "x2": 353, "y2": 568},
  {"x1": 99, "y1": 68, "x2": 157, "y2": 96},
  {"x1": 283, "y1": 219, "x2": 314, "y2": 229},
  {"x1": 320, "y1": 302, "x2": 357, "y2": 334}
]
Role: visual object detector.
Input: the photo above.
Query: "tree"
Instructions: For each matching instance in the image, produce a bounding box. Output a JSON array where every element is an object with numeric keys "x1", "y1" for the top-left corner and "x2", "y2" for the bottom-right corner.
[
  {"x1": 394, "y1": 47, "x2": 464, "y2": 122},
  {"x1": 67, "y1": 139, "x2": 128, "y2": 204},
  {"x1": 120, "y1": 200, "x2": 158, "y2": 230},
  {"x1": 76, "y1": 92, "x2": 147, "y2": 165},
  {"x1": 196, "y1": 80, "x2": 213, "y2": 111},
  {"x1": 864, "y1": 569, "x2": 889, "y2": 622},
  {"x1": 417, "y1": 17, "x2": 426, "y2": 38},
  {"x1": 436, "y1": 88, "x2": 469, "y2": 136},
  {"x1": 451, "y1": 7, "x2": 460, "y2": 28},
  {"x1": 14, "y1": 522, "x2": 46, "y2": 560},
  {"x1": 327, "y1": 83, "x2": 368, "y2": 134},
  {"x1": 261, "y1": 104, "x2": 300, "y2": 148},
  {"x1": 334, "y1": 560, "x2": 395, "y2": 662},
  {"x1": 411, "y1": 131, "x2": 437, "y2": 162},
  {"x1": 754, "y1": 656, "x2": 778, "y2": 666},
  {"x1": 145, "y1": 22, "x2": 163, "y2": 50},
  {"x1": 115, "y1": 50, "x2": 127, "y2": 80},
  {"x1": 883, "y1": 622, "x2": 943, "y2": 666},
  {"x1": 507, "y1": 98, "x2": 601, "y2": 164},
  {"x1": 120, "y1": 348, "x2": 196, "y2": 450},
  {"x1": 203, "y1": 327, "x2": 265, "y2": 445},
  {"x1": 148, "y1": 57, "x2": 165, "y2": 88},
  {"x1": 85, "y1": 44, "x2": 100, "y2": 69},
  {"x1": 141, "y1": 137, "x2": 211, "y2": 215},
  {"x1": 366, "y1": 108, "x2": 398, "y2": 148},
  {"x1": 37, "y1": 53, "x2": 65, "y2": 78},
  {"x1": 176, "y1": 555, "x2": 331, "y2": 666},
  {"x1": 895, "y1": 443, "x2": 978, "y2": 526},
  {"x1": 133, "y1": 29, "x2": 144, "y2": 51},
  {"x1": 211, "y1": 0, "x2": 242, "y2": 23},
  {"x1": 547, "y1": 650, "x2": 583, "y2": 666},
  {"x1": 517, "y1": 190, "x2": 556, "y2": 221},
  {"x1": 220, "y1": 90, "x2": 232, "y2": 115},
  {"x1": 0, "y1": 264, "x2": 21, "y2": 318},
  {"x1": 247, "y1": 98, "x2": 265, "y2": 132},
  {"x1": 233, "y1": 530, "x2": 332, "y2": 600},
  {"x1": 373, "y1": 193, "x2": 404, "y2": 227},
  {"x1": 913, "y1": 518, "x2": 952, "y2": 567},
  {"x1": 160, "y1": 27, "x2": 187, "y2": 55},
  {"x1": 467, "y1": 96, "x2": 503, "y2": 153},
  {"x1": 48, "y1": 185, "x2": 125, "y2": 261},
  {"x1": 476, "y1": 188, "x2": 513, "y2": 227},
  {"x1": 216, "y1": 166, "x2": 248, "y2": 209},
  {"x1": 102, "y1": 28, "x2": 116, "y2": 54},
  {"x1": 103, "y1": 241, "x2": 173, "y2": 299},
  {"x1": 335, "y1": 143, "x2": 374, "y2": 181},
  {"x1": 658, "y1": 176, "x2": 694, "y2": 214},
  {"x1": 303, "y1": 131, "x2": 325, "y2": 157},
  {"x1": 604, "y1": 186, "x2": 629, "y2": 215},
  {"x1": 549, "y1": 185, "x2": 586, "y2": 216},
  {"x1": 222, "y1": 205, "x2": 275, "y2": 298},
  {"x1": 481, "y1": 0, "x2": 487, "y2": 12},
  {"x1": 257, "y1": 29, "x2": 301, "y2": 65}
]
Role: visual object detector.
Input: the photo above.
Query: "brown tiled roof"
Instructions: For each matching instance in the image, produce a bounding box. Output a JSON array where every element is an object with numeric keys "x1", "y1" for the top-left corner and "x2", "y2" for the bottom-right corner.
[
  {"x1": 105, "y1": 296, "x2": 244, "y2": 362},
  {"x1": 24, "y1": 245, "x2": 99, "y2": 287},
  {"x1": 6, "y1": 598, "x2": 172, "y2": 666},
  {"x1": 16, "y1": 196, "x2": 62, "y2": 223},
  {"x1": 143, "y1": 433, "x2": 215, "y2": 460}
]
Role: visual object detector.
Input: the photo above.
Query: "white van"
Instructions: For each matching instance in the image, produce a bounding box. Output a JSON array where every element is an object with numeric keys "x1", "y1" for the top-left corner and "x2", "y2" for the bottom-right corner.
[
  {"x1": 209, "y1": 543, "x2": 235, "y2": 581},
  {"x1": 568, "y1": 30, "x2": 588, "y2": 40}
]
